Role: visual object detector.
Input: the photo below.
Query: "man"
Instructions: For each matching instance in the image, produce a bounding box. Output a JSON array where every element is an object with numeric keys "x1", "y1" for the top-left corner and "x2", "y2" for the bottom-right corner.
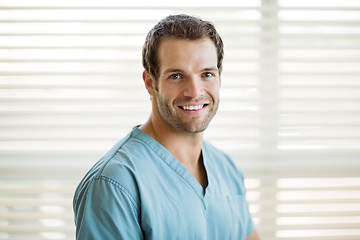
[{"x1": 73, "y1": 14, "x2": 260, "y2": 240}]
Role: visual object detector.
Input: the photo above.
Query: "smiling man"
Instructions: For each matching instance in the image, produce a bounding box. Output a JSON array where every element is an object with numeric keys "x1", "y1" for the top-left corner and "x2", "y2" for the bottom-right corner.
[{"x1": 73, "y1": 14, "x2": 260, "y2": 240}]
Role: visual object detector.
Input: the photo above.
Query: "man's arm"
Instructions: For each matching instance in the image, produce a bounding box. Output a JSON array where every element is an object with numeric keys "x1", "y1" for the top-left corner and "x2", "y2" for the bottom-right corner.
[
  {"x1": 74, "y1": 177, "x2": 143, "y2": 239},
  {"x1": 247, "y1": 229, "x2": 261, "y2": 240}
]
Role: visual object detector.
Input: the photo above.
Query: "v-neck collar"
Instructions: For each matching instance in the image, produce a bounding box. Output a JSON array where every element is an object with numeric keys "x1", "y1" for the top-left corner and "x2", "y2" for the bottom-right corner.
[{"x1": 132, "y1": 126, "x2": 211, "y2": 200}]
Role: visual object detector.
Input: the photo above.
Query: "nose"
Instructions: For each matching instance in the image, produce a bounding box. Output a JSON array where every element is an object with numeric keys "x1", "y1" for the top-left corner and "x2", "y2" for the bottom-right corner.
[{"x1": 183, "y1": 76, "x2": 204, "y2": 98}]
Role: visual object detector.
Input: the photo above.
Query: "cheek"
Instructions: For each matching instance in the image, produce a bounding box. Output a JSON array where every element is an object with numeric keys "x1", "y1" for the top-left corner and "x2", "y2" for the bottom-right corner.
[
  {"x1": 156, "y1": 88, "x2": 174, "y2": 107},
  {"x1": 158, "y1": 84, "x2": 178, "y2": 99},
  {"x1": 208, "y1": 82, "x2": 220, "y2": 98}
]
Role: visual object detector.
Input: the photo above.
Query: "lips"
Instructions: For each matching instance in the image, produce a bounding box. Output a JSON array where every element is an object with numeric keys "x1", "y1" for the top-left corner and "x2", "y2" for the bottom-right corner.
[{"x1": 179, "y1": 104, "x2": 208, "y2": 111}]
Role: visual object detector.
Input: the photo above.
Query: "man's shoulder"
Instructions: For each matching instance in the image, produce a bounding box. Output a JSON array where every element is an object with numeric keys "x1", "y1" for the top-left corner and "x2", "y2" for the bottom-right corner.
[
  {"x1": 74, "y1": 128, "x2": 149, "y2": 192},
  {"x1": 82, "y1": 127, "x2": 153, "y2": 180}
]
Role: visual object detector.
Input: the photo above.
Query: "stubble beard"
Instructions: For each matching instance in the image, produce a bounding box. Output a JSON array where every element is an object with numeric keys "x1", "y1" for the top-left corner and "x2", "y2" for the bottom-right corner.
[{"x1": 156, "y1": 93, "x2": 219, "y2": 134}]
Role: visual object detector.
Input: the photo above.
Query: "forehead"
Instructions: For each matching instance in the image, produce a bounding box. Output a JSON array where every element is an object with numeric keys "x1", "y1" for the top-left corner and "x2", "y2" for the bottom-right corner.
[{"x1": 157, "y1": 37, "x2": 218, "y2": 72}]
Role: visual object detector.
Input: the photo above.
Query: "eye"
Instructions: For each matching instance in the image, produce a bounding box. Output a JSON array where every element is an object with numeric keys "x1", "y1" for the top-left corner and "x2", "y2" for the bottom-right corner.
[
  {"x1": 202, "y1": 72, "x2": 214, "y2": 78},
  {"x1": 169, "y1": 74, "x2": 181, "y2": 80}
]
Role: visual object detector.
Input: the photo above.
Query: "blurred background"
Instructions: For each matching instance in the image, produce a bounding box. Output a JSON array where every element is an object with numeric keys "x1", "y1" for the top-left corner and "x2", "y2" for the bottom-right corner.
[{"x1": 0, "y1": 0, "x2": 360, "y2": 239}]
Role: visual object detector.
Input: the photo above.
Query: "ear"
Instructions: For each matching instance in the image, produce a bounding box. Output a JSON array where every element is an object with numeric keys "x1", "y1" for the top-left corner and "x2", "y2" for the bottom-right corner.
[{"x1": 142, "y1": 70, "x2": 156, "y2": 97}]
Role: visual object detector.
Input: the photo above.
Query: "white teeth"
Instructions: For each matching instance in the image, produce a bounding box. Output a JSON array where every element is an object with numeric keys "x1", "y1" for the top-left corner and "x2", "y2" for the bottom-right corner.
[{"x1": 182, "y1": 105, "x2": 204, "y2": 110}]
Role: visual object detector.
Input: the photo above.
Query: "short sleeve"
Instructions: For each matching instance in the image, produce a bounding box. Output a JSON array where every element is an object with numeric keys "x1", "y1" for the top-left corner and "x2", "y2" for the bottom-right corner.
[{"x1": 73, "y1": 176, "x2": 143, "y2": 240}]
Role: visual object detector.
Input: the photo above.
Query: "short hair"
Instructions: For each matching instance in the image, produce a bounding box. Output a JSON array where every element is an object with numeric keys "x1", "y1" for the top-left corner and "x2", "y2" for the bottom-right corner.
[{"x1": 142, "y1": 14, "x2": 224, "y2": 81}]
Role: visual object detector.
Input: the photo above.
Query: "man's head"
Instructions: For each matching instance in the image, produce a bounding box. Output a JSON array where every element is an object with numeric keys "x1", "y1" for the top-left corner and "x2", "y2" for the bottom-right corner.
[
  {"x1": 142, "y1": 14, "x2": 223, "y2": 134},
  {"x1": 142, "y1": 14, "x2": 224, "y2": 82}
]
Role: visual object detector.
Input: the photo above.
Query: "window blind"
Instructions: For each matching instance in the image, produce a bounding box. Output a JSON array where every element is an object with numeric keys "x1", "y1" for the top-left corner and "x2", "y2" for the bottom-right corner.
[{"x1": 0, "y1": 0, "x2": 359, "y2": 239}]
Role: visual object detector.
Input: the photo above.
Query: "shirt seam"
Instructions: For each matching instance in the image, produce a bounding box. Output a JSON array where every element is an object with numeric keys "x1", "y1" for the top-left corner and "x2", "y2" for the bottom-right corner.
[
  {"x1": 94, "y1": 175, "x2": 140, "y2": 215},
  {"x1": 73, "y1": 132, "x2": 134, "y2": 208},
  {"x1": 98, "y1": 131, "x2": 134, "y2": 176}
]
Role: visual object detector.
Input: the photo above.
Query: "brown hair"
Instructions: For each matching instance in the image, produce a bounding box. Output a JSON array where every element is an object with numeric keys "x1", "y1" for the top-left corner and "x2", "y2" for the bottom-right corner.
[{"x1": 142, "y1": 14, "x2": 224, "y2": 81}]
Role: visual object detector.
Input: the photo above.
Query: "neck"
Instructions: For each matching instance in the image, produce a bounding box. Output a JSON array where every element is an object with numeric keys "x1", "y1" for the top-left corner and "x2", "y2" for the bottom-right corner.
[
  {"x1": 140, "y1": 116, "x2": 203, "y2": 166},
  {"x1": 140, "y1": 112, "x2": 208, "y2": 189}
]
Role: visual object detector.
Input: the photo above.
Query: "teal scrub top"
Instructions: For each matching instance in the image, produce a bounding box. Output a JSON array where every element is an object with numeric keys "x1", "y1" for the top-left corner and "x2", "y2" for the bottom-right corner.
[{"x1": 73, "y1": 126, "x2": 254, "y2": 239}]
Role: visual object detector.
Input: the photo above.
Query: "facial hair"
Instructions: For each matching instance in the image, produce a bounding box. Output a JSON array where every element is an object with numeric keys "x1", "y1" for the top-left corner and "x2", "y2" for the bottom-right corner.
[{"x1": 155, "y1": 91, "x2": 219, "y2": 134}]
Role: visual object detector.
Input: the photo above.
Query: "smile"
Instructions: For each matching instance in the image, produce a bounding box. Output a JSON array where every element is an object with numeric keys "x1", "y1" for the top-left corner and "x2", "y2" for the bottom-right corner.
[{"x1": 179, "y1": 104, "x2": 207, "y2": 111}]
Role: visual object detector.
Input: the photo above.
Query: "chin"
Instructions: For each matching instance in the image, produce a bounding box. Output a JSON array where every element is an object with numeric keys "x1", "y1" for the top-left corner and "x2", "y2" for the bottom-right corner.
[{"x1": 176, "y1": 122, "x2": 210, "y2": 134}]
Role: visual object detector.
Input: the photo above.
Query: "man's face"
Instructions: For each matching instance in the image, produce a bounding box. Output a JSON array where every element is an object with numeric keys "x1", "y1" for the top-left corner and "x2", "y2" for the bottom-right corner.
[{"x1": 153, "y1": 37, "x2": 220, "y2": 134}]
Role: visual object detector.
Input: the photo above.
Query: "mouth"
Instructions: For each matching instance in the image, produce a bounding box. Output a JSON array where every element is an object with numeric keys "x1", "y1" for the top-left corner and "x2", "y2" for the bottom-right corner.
[{"x1": 178, "y1": 104, "x2": 208, "y2": 111}]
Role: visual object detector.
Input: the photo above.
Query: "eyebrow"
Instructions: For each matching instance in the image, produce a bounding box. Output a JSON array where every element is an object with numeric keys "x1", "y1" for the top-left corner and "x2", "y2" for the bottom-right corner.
[
  {"x1": 163, "y1": 67, "x2": 218, "y2": 75},
  {"x1": 163, "y1": 68, "x2": 185, "y2": 75},
  {"x1": 202, "y1": 67, "x2": 219, "y2": 72}
]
